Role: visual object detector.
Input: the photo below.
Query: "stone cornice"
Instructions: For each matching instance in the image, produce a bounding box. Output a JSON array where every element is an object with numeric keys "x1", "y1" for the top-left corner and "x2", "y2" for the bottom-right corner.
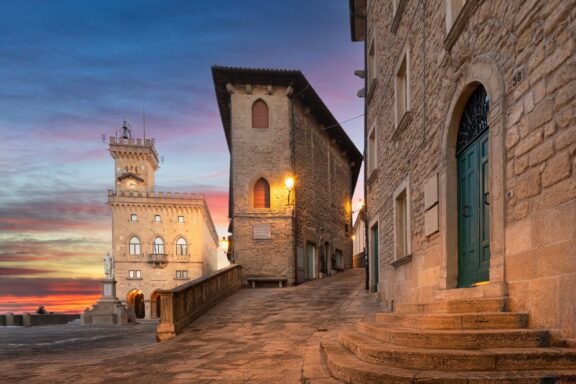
[
  {"x1": 390, "y1": 0, "x2": 407, "y2": 34},
  {"x1": 443, "y1": 0, "x2": 480, "y2": 51}
]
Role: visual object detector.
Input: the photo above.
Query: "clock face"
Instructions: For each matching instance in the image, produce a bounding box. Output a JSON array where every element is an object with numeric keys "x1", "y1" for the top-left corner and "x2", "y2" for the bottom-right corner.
[{"x1": 126, "y1": 179, "x2": 137, "y2": 189}]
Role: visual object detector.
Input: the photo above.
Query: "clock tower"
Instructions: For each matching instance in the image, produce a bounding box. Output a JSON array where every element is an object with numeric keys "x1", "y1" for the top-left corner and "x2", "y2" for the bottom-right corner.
[{"x1": 109, "y1": 121, "x2": 159, "y2": 192}]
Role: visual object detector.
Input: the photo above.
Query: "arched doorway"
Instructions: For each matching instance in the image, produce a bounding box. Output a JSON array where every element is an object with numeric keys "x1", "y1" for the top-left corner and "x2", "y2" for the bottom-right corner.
[
  {"x1": 127, "y1": 289, "x2": 145, "y2": 319},
  {"x1": 151, "y1": 291, "x2": 161, "y2": 319},
  {"x1": 456, "y1": 85, "x2": 490, "y2": 287}
]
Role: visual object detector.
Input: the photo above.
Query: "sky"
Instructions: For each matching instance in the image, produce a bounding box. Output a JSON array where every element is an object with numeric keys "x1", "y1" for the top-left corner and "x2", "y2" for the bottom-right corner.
[{"x1": 0, "y1": 0, "x2": 365, "y2": 313}]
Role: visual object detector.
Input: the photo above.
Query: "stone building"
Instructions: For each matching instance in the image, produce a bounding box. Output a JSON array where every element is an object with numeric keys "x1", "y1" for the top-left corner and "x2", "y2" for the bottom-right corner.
[
  {"x1": 108, "y1": 123, "x2": 218, "y2": 319},
  {"x1": 212, "y1": 66, "x2": 362, "y2": 287},
  {"x1": 319, "y1": 1, "x2": 576, "y2": 382},
  {"x1": 352, "y1": 207, "x2": 366, "y2": 268}
]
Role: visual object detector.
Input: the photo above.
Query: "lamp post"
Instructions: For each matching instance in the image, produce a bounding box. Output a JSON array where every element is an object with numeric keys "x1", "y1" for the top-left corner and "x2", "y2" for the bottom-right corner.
[{"x1": 285, "y1": 177, "x2": 295, "y2": 205}]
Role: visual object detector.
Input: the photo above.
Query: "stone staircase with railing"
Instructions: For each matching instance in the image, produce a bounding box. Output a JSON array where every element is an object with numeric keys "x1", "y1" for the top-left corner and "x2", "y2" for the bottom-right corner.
[{"x1": 321, "y1": 295, "x2": 576, "y2": 383}]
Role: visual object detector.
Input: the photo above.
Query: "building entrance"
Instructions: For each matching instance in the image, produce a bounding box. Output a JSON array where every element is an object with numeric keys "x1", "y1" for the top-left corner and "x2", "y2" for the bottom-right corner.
[
  {"x1": 456, "y1": 86, "x2": 490, "y2": 287},
  {"x1": 127, "y1": 290, "x2": 145, "y2": 319}
]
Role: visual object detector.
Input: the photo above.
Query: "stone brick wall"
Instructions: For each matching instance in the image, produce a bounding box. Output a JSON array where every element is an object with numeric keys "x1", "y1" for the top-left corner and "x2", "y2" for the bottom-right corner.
[
  {"x1": 229, "y1": 85, "x2": 296, "y2": 284},
  {"x1": 226, "y1": 79, "x2": 358, "y2": 285},
  {"x1": 364, "y1": 0, "x2": 575, "y2": 337},
  {"x1": 293, "y1": 101, "x2": 354, "y2": 273}
]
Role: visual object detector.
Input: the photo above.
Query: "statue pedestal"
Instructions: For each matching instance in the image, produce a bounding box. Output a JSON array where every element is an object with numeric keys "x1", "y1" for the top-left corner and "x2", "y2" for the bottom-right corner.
[{"x1": 81, "y1": 279, "x2": 132, "y2": 325}]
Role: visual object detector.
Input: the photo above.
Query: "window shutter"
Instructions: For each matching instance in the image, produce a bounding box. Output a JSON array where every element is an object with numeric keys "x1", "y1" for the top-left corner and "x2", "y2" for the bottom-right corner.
[{"x1": 252, "y1": 99, "x2": 269, "y2": 128}]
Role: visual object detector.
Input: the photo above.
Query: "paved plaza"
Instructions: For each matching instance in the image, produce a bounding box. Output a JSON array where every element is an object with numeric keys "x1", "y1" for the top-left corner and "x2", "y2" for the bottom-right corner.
[{"x1": 0, "y1": 269, "x2": 378, "y2": 383}]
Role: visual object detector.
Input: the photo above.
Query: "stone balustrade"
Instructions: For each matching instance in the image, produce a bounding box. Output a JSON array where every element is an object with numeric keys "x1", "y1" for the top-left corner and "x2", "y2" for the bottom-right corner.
[{"x1": 156, "y1": 264, "x2": 242, "y2": 342}]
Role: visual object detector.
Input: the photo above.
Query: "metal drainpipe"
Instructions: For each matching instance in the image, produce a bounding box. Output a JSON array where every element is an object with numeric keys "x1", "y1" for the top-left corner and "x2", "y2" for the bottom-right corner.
[{"x1": 290, "y1": 84, "x2": 308, "y2": 285}]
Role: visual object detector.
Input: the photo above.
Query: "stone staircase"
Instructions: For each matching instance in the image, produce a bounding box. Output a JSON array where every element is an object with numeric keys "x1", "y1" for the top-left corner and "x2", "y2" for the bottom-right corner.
[{"x1": 321, "y1": 296, "x2": 576, "y2": 383}]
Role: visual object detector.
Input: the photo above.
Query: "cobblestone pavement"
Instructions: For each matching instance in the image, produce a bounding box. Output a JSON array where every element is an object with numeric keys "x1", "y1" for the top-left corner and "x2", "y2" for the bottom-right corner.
[{"x1": 1, "y1": 269, "x2": 379, "y2": 384}]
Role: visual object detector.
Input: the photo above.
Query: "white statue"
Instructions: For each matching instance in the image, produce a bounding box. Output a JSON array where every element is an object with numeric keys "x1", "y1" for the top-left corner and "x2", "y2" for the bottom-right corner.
[{"x1": 104, "y1": 253, "x2": 114, "y2": 279}]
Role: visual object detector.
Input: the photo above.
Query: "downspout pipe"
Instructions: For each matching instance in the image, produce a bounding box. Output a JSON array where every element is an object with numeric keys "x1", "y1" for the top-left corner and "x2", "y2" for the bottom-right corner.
[{"x1": 290, "y1": 84, "x2": 309, "y2": 285}]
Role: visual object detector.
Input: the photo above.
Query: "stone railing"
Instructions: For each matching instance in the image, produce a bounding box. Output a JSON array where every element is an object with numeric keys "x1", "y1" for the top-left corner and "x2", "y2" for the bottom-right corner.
[{"x1": 156, "y1": 264, "x2": 241, "y2": 342}]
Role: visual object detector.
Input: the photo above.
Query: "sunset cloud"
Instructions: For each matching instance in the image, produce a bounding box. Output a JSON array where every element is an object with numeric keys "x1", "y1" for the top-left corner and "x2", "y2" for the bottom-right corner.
[
  {"x1": 0, "y1": 277, "x2": 101, "y2": 313},
  {"x1": 0, "y1": 268, "x2": 54, "y2": 276}
]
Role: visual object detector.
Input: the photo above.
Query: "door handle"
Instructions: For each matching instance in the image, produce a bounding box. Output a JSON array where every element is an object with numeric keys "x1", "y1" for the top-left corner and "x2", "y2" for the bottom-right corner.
[
  {"x1": 462, "y1": 205, "x2": 470, "y2": 217},
  {"x1": 483, "y1": 192, "x2": 490, "y2": 206}
]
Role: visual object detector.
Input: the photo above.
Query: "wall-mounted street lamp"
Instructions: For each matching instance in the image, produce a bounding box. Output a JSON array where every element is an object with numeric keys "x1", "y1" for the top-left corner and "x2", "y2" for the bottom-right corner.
[
  {"x1": 219, "y1": 237, "x2": 229, "y2": 254},
  {"x1": 285, "y1": 177, "x2": 295, "y2": 205}
]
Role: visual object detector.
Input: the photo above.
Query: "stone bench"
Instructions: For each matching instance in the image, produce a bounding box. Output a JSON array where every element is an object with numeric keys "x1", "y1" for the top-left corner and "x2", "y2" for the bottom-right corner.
[{"x1": 245, "y1": 276, "x2": 288, "y2": 289}]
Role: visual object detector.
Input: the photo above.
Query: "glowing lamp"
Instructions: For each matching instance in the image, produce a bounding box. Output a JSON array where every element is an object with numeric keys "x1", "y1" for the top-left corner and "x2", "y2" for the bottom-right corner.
[
  {"x1": 219, "y1": 237, "x2": 229, "y2": 253},
  {"x1": 285, "y1": 177, "x2": 294, "y2": 190}
]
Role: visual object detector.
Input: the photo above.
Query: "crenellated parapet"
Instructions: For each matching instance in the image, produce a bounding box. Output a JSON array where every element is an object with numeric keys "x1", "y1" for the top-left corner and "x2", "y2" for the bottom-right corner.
[
  {"x1": 108, "y1": 189, "x2": 206, "y2": 201},
  {"x1": 109, "y1": 136, "x2": 159, "y2": 168}
]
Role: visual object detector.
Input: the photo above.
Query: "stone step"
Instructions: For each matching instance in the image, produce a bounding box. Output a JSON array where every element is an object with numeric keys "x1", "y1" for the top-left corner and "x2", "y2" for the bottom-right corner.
[
  {"x1": 395, "y1": 297, "x2": 508, "y2": 314},
  {"x1": 357, "y1": 321, "x2": 550, "y2": 349},
  {"x1": 375, "y1": 312, "x2": 529, "y2": 330},
  {"x1": 321, "y1": 338, "x2": 576, "y2": 384},
  {"x1": 339, "y1": 330, "x2": 576, "y2": 372},
  {"x1": 433, "y1": 283, "x2": 507, "y2": 301}
]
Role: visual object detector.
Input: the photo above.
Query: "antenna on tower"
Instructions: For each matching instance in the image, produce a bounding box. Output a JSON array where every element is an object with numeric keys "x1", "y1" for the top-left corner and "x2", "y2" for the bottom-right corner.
[{"x1": 101, "y1": 134, "x2": 106, "y2": 144}]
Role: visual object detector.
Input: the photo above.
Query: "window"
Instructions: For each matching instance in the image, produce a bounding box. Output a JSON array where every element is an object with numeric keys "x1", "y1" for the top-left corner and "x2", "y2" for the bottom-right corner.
[
  {"x1": 395, "y1": 49, "x2": 410, "y2": 127},
  {"x1": 177, "y1": 215, "x2": 184, "y2": 223},
  {"x1": 367, "y1": 37, "x2": 376, "y2": 95},
  {"x1": 130, "y1": 213, "x2": 138, "y2": 222},
  {"x1": 252, "y1": 99, "x2": 269, "y2": 128},
  {"x1": 153, "y1": 237, "x2": 164, "y2": 254},
  {"x1": 393, "y1": 178, "x2": 411, "y2": 260},
  {"x1": 154, "y1": 215, "x2": 161, "y2": 222},
  {"x1": 253, "y1": 178, "x2": 270, "y2": 208},
  {"x1": 446, "y1": 0, "x2": 466, "y2": 31},
  {"x1": 128, "y1": 270, "x2": 141, "y2": 279},
  {"x1": 175, "y1": 270, "x2": 188, "y2": 280},
  {"x1": 176, "y1": 237, "x2": 187, "y2": 256},
  {"x1": 129, "y1": 236, "x2": 141, "y2": 255},
  {"x1": 368, "y1": 124, "x2": 377, "y2": 175}
]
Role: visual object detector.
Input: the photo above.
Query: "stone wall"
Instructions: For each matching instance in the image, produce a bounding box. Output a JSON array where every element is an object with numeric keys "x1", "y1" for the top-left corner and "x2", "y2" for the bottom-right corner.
[
  {"x1": 156, "y1": 264, "x2": 241, "y2": 341},
  {"x1": 293, "y1": 101, "x2": 354, "y2": 274},
  {"x1": 364, "y1": 0, "x2": 575, "y2": 337},
  {"x1": 22, "y1": 313, "x2": 80, "y2": 326},
  {"x1": 229, "y1": 85, "x2": 296, "y2": 284}
]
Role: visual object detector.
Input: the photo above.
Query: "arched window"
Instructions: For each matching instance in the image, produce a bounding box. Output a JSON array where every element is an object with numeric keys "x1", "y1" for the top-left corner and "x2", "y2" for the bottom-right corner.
[
  {"x1": 176, "y1": 237, "x2": 187, "y2": 256},
  {"x1": 252, "y1": 99, "x2": 269, "y2": 128},
  {"x1": 254, "y1": 178, "x2": 270, "y2": 208},
  {"x1": 153, "y1": 237, "x2": 165, "y2": 254},
  {"x1": 129, "y1": 236, "x2": 141, "y2": 255}
]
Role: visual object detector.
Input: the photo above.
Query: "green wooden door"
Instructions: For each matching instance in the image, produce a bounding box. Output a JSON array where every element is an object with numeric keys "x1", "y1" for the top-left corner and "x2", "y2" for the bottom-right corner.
[{"x1": 457, "y1": 130, "x2": 490, "y2": 287}]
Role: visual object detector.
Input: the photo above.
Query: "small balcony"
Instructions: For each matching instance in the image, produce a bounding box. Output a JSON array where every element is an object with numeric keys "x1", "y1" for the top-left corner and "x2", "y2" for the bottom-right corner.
[{"x1": 148, "y1": 253, "x2": 168, "y2": 268}]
